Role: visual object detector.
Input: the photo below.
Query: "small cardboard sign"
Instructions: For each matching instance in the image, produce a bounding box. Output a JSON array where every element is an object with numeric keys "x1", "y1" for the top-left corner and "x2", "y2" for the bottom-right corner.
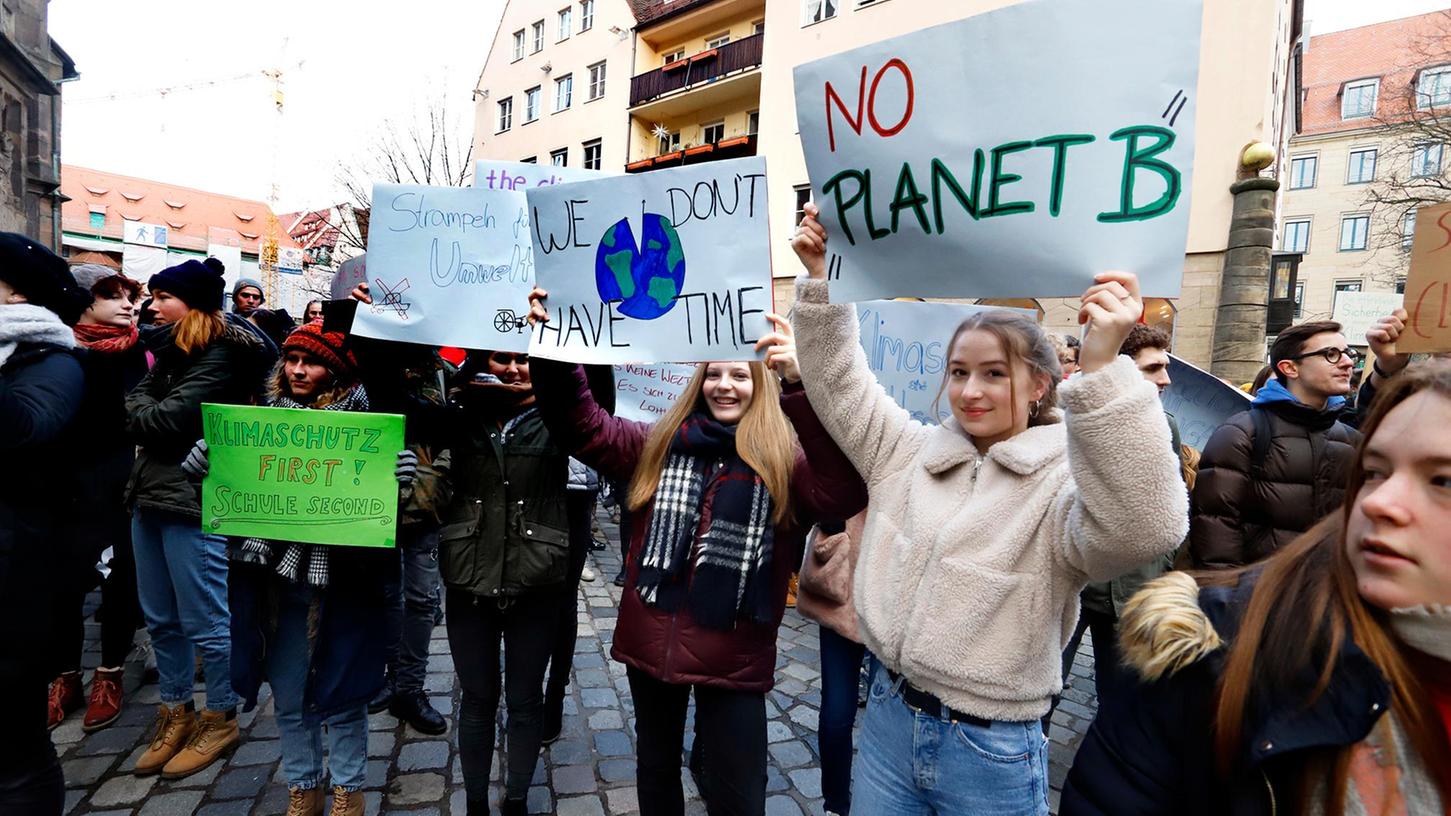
[{"x1": 1402, "y1": 202, "x2": 1451, "y2": 353}]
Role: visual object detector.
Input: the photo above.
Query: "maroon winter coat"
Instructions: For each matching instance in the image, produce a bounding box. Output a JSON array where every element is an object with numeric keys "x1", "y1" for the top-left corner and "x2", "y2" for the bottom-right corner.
[{"x1": 532, "y1": 360, "x2": 866, "y2": 692}]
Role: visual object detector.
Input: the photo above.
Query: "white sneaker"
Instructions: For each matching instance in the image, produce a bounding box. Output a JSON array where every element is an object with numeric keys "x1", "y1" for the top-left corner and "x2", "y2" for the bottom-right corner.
[{"x1": 581, "y1": 566, "x2": 597, "y2": 583}]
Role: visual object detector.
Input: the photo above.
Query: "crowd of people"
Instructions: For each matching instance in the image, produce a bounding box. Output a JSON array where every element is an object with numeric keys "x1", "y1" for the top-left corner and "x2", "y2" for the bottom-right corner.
[{"x1": 1, "y1": 210, "x2": 1447, "y2": 816}]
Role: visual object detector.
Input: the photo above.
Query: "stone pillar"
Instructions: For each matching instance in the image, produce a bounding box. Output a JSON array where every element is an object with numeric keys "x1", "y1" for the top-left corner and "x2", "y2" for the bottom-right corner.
[{"x1": 1209, "y1": 177, "x2": 1279, "y2": 384}]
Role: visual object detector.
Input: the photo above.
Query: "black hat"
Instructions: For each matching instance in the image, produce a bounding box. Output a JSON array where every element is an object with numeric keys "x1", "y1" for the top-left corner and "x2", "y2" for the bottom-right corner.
[
  {"x1": 148, "y1": 259, "x2": 225, "y2": 312},
  {"x1": 0, "y1": 232, "x2": 89, "y2": 324}
]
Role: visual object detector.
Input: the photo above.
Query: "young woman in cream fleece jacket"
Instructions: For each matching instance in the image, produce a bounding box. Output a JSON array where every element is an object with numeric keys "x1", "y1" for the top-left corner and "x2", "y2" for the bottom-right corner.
[{"x1": 790, "y1": 203, "x2": 1189, "y2": 815}]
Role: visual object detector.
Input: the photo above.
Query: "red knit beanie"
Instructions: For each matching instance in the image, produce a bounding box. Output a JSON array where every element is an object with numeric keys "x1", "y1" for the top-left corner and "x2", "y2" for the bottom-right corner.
[{"x1": 282, "y1": 323, "x2": 358, "y2": 381}]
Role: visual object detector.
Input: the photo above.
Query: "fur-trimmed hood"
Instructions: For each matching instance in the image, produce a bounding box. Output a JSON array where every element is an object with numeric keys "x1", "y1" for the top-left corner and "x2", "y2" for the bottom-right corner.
[{"x1": 1117, "y1": 571, "x2": 1225, "y2": 681}]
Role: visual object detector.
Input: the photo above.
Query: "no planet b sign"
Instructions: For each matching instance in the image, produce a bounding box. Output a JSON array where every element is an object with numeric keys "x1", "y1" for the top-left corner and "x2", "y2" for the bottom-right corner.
[
  {"x1": 793, "y1": 0, "x2": 1203, "y2": 301},
  {"x1": 526, "y1": 156, "x2": 774, "y2": 364}
]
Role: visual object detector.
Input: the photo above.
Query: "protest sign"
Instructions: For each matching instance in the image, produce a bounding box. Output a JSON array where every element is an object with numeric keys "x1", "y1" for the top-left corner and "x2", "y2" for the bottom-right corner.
[
  {"x1": 856, "y1": 299, "x2": 1034, "y2": 423},
  {"x1": 350, "y1": 161, "x2": 602, "y2": 352},
  {"x1": 1332, "y1": 290, "x2": 1405, "y2": 346},
  {"x1": 613, "y1": 363, "x2": 698, "y2": 422},
  {"x1": 330, "y1": 254, "x2": 367, "y2": 300},
  {"x1": 1162, "y1": 354, "x2": 1251, "y2": 451},
  {"x1": 792, "y1": 0, "x2": 1202, "y2": 302},
  {"x1": 200, "y1": 404, "x2": 405, "y2": 548},
  {"x1": 527, "y1": 157, "x2": 773, "y2": 364},
  {"x1": 1402, "y1": 202, "x2": 1451, "y2": 353}
]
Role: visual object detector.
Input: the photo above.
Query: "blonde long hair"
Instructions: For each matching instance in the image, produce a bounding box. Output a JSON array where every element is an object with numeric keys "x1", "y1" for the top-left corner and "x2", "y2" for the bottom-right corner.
[
  {"x1": 627, "y1": 362, "x2": 796, "y2": 525},
  {"x1": 171, "y1": 309, "x2": 226, "y2": 355}
]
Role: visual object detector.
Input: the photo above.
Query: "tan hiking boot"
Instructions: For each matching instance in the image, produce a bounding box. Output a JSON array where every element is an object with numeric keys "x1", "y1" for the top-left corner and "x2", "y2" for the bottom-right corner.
[
  {"x1": 134, "y1": 702, "x2": 196, "y2": 776},
  {"x1": 286, "y1": 786, "x2": 324, "y2": 816},
  {"x1": 160, "y1": 708, "x2": 239, "y2": 779},
  {"x1": 329, "y1": 786, "x2": 364, "y2": 816}
]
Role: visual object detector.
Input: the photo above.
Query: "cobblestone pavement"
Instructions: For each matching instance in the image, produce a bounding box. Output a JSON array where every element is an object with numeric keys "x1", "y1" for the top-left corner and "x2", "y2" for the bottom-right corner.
[{"x1": 59, "y1": 510, "x2": 1097, "y2": 815}]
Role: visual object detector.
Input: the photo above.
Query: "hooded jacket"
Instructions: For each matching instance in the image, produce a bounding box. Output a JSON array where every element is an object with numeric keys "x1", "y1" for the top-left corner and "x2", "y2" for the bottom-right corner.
[
  {"x1": 125, "y1": 319, "x2": 271, "y2": 517},
  {"x1": 1061, "y1": 572, "x2": 1410, "y2": 816},
  {"x1": 1188, "y1": 381, "x2": 1359, "y2": 570}
]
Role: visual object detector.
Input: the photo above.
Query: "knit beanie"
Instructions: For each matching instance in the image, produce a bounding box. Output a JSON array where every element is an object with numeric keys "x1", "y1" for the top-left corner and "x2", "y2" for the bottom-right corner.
[
  {"x1": 282, "y1": 323, "x2": 358, "y2": 382},
  {"x1": 148, "y1": 259, "x2": 225, "y2": 311},
  {"x1": 232, "y1": 277, "x2": 266, "y2": 303},
  {"x1": 0, "y1": 232, "x2": 90, "y2": 324},
  {"x1": 71, "y1": 263, "x2": 141, "y2": 297}
]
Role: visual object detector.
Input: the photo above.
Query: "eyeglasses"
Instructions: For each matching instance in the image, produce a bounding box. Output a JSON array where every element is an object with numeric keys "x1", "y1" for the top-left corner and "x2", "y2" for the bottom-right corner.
[{"x1": 1290, "y1": 346, "x2": 1359, "y2": 365}]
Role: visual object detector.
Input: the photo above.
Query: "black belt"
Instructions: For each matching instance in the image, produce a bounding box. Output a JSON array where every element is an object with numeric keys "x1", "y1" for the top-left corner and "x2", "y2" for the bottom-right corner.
[{"x1": 886, "y1": 669, "x2": 991, "y2": 727}]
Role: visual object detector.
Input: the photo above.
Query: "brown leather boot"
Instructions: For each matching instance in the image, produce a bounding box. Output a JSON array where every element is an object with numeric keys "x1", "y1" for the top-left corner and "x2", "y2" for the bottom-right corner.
[
  {"x1": 160, "y1": 708, "x2": 239, "y2": 779},
  {"x1": 329, "y1": 786, "x2": 364, "y2": 816},
  {"x1": 286, "y1": 786, "x2": 324, "y2": 816},
  {"x1": 134, "y1": 702, "x2": 196, "y2": 776}
]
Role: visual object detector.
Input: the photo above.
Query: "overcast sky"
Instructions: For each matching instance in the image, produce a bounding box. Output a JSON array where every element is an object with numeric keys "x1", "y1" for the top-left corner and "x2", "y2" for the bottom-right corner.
[{"x1": 50, "y1": 0, "x2": 1450, "y2": 212}]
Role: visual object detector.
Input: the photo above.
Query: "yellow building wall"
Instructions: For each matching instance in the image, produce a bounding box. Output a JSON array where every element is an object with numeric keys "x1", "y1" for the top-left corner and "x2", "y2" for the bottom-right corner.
[{"x1": 636, "y1": 18, "x2": 766, "y2": 72}]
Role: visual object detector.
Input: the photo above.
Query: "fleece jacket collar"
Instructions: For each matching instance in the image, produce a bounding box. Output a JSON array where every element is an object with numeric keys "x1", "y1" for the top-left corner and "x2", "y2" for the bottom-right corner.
[{"x1": 922, "y1": 420, "x2": 1065, "y2": 477}]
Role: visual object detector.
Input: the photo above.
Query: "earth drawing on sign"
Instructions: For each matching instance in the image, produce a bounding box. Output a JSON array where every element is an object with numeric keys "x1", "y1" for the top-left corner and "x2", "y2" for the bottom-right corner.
[{"x1": 595, "y1": 213, "x2": 686, "y2": 320}]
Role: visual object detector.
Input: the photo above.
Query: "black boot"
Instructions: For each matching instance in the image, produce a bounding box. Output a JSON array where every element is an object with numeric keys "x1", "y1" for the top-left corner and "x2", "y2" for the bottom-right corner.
[
  {"x1": 368, "y1": 673, "x2": 395, "y2": 714},
  {"x1": 500, "y1": 796, "x2": 527, "y2": 816},
  {"x1": 466, "y1": 798, "x2": 489, "y2": 816},
  {"x1": 541, "y1": 690, "x2": 564, "y2": 745},
  {"x1": 389, "y1": 689, "x2": 448, "y2": 735}
]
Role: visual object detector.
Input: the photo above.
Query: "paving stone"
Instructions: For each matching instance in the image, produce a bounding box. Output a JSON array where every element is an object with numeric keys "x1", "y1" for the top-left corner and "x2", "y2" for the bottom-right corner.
[
  {"x1": 764, "y1": 795, "x2": 804, "y2": 816},
  {"x1": 556, "y1": 794, "x2": 607, "y2": 816},
  {"x1": 256, "y1": 783, "x2": 292, "y2": 814},
  {"x1": 75, "y1": 724, "x2": 145, "y2": 756},
  {"x1": 62, "y1": 755, "x2": 118, "y2": 788},
  {"x1": 579, "y1": 687, "x2": 618, "y2": 709},
  {"x1": 390, "y1": 771, "x2": 446, "y2": 805},
  {"x1": 165, "y1": 754, "x2": 227, "y2": 787},
  {"x1": 552, "y1": 764, "x2": 599, "y2": 795},
  {"x1": 787, "y1": 705, "x2": 819, "y2": 731},
  {"x1": 788, "y1": 767, "x2": 822, "y2": 799},
  {"x1": 766, "y1": 719, "x2": 794, "y2": 743},
  {"x1": 398, "y1": 740, "x2": 451, "y2": 771},
  {"x1": 214, "y1": 764, "x2": 271, "y2": 800},
  {"x1": 548, "y1": 737, "x2": 592, "y2": 765},
  {"x1": 588, "y1": 709, "x2": 623, "y2": 730},
  {"x1": 769, "y1": 739, "x2": 814, "y2": 769},
  {"x1": 527, "y1": 784, "x2": 553, "y2": 813},
  {"x1": 449, "y1": 788, "x2": 468, "y2": 815},
  {"x1": 229, "y1": 738, "x2": 280, "y2": 765},
  {"x1": 366, "y1": 759, "x2": 392, "y2": 789},
  {"x1": 766, "y1": 765, "x2": 789, "y2": 793},
  {"x1": 88, "y1": 773, "x2": 158, "y2": 807},
  {"x1": 605, "y1": 786, "x2": 639, "y2": 814},
  {"x1": 594, "y1": 729, "x2": 632, "y2": 757},
  {"x1": 575, "y1": 668, "x2": 611, "y2": 688},
  {"x1": 598, "y1": 758, "x2": 636, "y2": 784},
  {"x1": 369, "y1": 730, "x2": 398, "y2": 757}
]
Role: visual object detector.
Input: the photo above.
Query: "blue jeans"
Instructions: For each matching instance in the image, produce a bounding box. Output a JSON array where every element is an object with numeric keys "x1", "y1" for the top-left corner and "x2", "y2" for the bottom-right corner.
[
  {"x1": 268, "y1": 581, "x2": 368, "y2": 791},
  {"x1": 853, "y1": 663, "x2": 1048, "y2": 815},
  {"x1": 819, "y1": 626, "x2": 867, "y2": 814},
  {"x1": 131, "y1": 509, "x2": 237, "y2": 711}
]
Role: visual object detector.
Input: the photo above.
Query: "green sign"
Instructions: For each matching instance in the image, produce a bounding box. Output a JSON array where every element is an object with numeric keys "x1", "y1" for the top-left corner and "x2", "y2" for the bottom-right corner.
[{"x1": 200, "y1": 403, "x2": 406, "y2": 548}]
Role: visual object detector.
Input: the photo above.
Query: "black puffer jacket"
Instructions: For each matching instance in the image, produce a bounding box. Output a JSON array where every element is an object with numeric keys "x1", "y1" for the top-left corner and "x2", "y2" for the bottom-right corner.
[
  {"x1": 1188, "y1": 391, "x2": 1358, "y2": 569},
  {"x1": 125, "y1": 320, "x2": 271, "y2": 518}
]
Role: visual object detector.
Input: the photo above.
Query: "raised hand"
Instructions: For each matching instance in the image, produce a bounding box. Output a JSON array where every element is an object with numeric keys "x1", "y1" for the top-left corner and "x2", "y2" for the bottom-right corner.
[
  {"x1": 350, "y1": 282, "x2": 373, "y2": 305},
  {"x1": 1076, "y1": 271, "x2": 1143, "y2": 374},
  {"x1": 754, "y1": 313, "x2": 802, "y2": 384},
  {"x1": 1366, "y1": 308, "x2": 1411, "y2": 381},
  {"x1": 528, "y1": 286, "x2": 550, "y2": 326},
  {"x1": 792, "y1": 202, "x2": 829, "y2": 280}
]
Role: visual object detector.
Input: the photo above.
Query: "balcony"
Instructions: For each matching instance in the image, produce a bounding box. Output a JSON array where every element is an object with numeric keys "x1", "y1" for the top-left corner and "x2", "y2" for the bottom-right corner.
[
  {"x1": 629, "y1": 33, "x2": 763, "y2": 108},
  {"x1": 626, "y1": 134, "x2": 758, "y2": 173}
]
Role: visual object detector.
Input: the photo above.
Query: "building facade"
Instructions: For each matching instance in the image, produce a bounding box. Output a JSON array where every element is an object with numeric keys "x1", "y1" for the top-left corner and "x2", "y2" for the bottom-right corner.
[
  {"x1": 1278, "y1": 11, "x2": 1449, "y2": 327},
  {"x1": 474, "y1": 0, "x2": 1303, "y2": 367},
  {"x1": 0, "y1": 1, "x2": 75, "y2": 250}
]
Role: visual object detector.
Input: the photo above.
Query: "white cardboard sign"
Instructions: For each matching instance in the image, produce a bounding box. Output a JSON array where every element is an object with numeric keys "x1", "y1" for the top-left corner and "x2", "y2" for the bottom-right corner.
[
  {"x1": 612, "y1": 363, "x2": 698, "y2": 422},
  {"x1": 1332, "y1": 291, "x2": 1404, "y2": 346},
  {"x1": 527, "y1": 157, "x2": 773, "y2": 364},
  {"x1": 792, "y1": 0, "x2": 1203, "y2": 301}
]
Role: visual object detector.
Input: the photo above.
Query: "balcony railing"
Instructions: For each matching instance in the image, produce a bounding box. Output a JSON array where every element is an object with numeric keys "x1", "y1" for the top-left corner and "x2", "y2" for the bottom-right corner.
[
  {"x1": 629, "y1": 33, "x2": 763, "y2": 107},
  {"x1": 626, "y1": 134, "x2": 758, "y2": 173}
]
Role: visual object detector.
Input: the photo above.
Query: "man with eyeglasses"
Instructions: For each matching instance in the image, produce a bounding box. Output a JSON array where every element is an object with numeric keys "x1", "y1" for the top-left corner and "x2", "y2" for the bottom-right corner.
[{"x1": 1188, "y1": 320, "x2": 1361, "y2": 570}]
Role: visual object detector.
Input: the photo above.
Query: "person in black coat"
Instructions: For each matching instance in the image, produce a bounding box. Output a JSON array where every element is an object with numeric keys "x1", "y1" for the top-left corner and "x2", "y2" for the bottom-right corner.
[{"x1": 0, "y1": 234, "x2": 91, "y2": 816}]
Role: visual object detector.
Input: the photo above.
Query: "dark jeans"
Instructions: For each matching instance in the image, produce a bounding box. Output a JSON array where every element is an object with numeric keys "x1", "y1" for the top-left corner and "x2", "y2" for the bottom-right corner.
[
  {"x1": 628, "y1": 667, "x2": 767, "y2": 816},
  {"x1": 383, "y1": 527, "x2": 440, "y2": 694},
  {"x1": 0, "y1": 676, "x2": 63, "y2": 816},
  {"x1": 547, "y1": 491, "x2": 596, "y2": 701},
  {"x1": 447, "y1": 587, "x2": 558, "y2": 801},
  {"x1": 51, "y1": 514, "x2": 142, "y2": 672},
  {"x1": 1045, "y1": 607, "x2": 1121, "y2": 736},
  {"x1": 819, "y1": 626, "x2": 867, "y2": 815}
]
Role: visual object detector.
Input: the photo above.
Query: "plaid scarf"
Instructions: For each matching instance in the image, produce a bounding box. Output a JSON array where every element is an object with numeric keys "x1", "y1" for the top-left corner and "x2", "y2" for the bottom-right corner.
[
  {"x1": 230, "y1": 384, "x2": 369, "y2": 588},
  {"x1": 637, "y1": 412, "x2": 776, "y2": 630}
]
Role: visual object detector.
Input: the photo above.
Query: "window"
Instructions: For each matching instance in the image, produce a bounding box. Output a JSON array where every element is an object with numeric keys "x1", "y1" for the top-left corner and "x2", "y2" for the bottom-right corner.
[
  {"x1": 804, "y1": 0, "x2": 838, "y2": 24},
  {"x1": 1333, "y1": 280, "x2": 1362, "y2": 313},
  {"x1": 532, "y1": 20, "x2": 545, "y2": 53},
  {"x1": 580, "y1": 0, "x2": 594, "y2": 31},
  {"x1": 701, "y1": 120, "x2": 725, "y2": 144},
  {"x1": 1341, "y1": 78, "x2": 1378, "y2": 120},
  {"x1": 89, "y1": 211, "x2": 104, "y2": 229},
  {"x1": 525, "y1": 86, "x2": 541, "y2": 122},
  {"x1": 551, "y1": 148, "x2": 568, "y2": 167},
  {"x1": 657, "y1": 129, "x2": 680, "y2": 154},
  {"x1": 1288, "y1": 155, "x2": 1316, "y2": 189},
  {"x1": 512, "y1": 29, "x2": 526, "y2": 61},
  {"x1": 520, "y1": 156, "x2": 538, "y2": 164},
  {"x1": 587, "y1": 61, "x2": 607, "y2": 100},
  {"x1": 705, "y1": 32, "x2": 730, "y2": 49},
  {"x1": 1339, "y1": 214, "x2": 1369, "y2": 251},
  {"x1": 583, "y1": 139, "x2": 602, "y2": 170},
  {"x1": 557, "y1": 7, "x2": 572, "y2": 40},
  {"x1": 1417, "y1": 66, "x2": 1451, "y2": 109},
  {"x1": 753, "y1": 19, "x2": 765, "y2": 35},
  {"x1": 1412, "y1": 143, "x2": 1443, "y2": 177},
  {"x1": 663, "y1": 49, "x2": 685, "y2": 65},
  {"x1": 1396, "y1": 278, "x2": 1408, "y2": 294},
  {"x1": 497, "y1": 98, "x2": 513, "y2": 132},
  {"x1": 1403, "y1": 209, "x2": 1418, "y2": 250},
  {"x1": 1282, "y1": 218, "x2": 1310, "y2": 253},
  {"x1": 794, "y1": 184, "x2": 812, "y2": 225},
  {"x1": 1346, "y1": 148, "x2": 1377, "y2": 184},
  {"x1": 747, "y1": 110, "x2": 759, "y2": 135},
  {"x1": 1293, "y1": 282, "x2": 1305, "y2": 319},
  {"x1": 554, "y1": 74, "x2": 573, "y2": 111}
]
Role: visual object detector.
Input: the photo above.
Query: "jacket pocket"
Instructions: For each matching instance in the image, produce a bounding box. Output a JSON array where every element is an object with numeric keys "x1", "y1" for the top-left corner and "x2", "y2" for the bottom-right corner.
[
  {"x1": 901, "y1": 559, "x2": 1047, "y2": 694},
  {"x1": 511, "y1": 519, "x2": 568, "y2": 589},
  {"x1": 437, "y1": 500, "x2": 482, "y2": 588}
]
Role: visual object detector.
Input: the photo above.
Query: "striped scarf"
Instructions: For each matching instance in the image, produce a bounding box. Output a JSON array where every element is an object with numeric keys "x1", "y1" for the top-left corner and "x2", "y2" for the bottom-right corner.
[
  {"x1": 637, "y1": 412, "x2": 775, "y2": 631},
  {"x1": 230, "y1": 384, "x2": 369, "y2": 588}
]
